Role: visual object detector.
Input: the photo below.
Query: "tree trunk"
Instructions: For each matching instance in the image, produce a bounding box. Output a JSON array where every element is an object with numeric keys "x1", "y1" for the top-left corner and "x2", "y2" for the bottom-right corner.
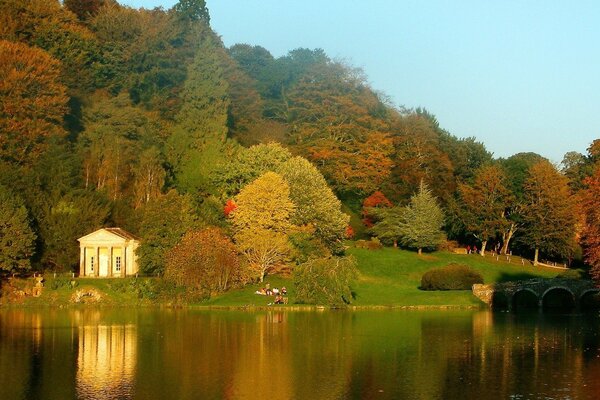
[
  {"x1": 480, "y1": 240, "x2": 487, "y2": 256},
  {"x1": 418, "y1": 247, "x2": 422, "y2": 255},
  {"x1": 533, "y1": 248, "x2": 539, "y2": 266},
  {"x1": 501, "y1": 223, "x2": 516, "y2": 255},
  {"x1": 393, "y1": 240, "x2": 398, "y2": 248}
]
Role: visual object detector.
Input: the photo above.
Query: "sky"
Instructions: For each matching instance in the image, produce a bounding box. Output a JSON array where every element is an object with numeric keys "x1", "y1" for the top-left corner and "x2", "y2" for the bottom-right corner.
[{"x1": 121, "y1": 0, "x2": 600, "y2": 163}]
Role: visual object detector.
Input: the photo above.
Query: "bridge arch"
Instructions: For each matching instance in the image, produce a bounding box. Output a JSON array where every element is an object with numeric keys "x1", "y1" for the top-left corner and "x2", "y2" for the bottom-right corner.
[
  {"x1": 541, "y1": 286, "x2": 576, "y2": 311},
  {"x1": 511, "y1": 289, "x2": 539, "y2": 311},
  {"x1": 580, "y1": 289, "x2": 600, "y2": 310}
]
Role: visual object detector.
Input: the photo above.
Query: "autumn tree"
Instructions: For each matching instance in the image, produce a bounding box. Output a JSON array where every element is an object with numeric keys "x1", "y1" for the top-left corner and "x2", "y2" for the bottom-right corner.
[
  {"x1": 520, "y1": 161, "x2": 576, "y2": 265},
  {"x1": 459, "y1": 165, "x2": 513, "y2": 255},
  {"x1": 64, "y1": 0, "x2": 104, "y2": 21},
  {"x1": 286, "y1": 61, "x2": 394, "y2": 195},
  {"x1": 361, "y1": 191, "x2": 393, "y2": 227},
  {"x1": 230, "y1": 172, "x2": 295, "y2": 281},
  {"x1": 581, "y1": 167, "x2": 600, "y2": 281},
  {"x1": 387, "y1": 112, "x2": 455, "y2": 203},
  {"x1": 137, "y1": 190, "x2": 198, "y2": 275},
  {"x1": 0, "y1": 40, "x2": 68, "y2": 164},
  {"x1": 165, "y1": 227, "x2": 244, "y2": 297},
  {"x1": 0, "y1": 185, "x2": 36, "y2": 272}
]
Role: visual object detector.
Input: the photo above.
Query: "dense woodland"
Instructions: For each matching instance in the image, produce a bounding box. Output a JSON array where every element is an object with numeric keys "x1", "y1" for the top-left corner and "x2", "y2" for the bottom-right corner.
[{"x1": 1, "y1": 0, "x2": 600, "y2": 295}]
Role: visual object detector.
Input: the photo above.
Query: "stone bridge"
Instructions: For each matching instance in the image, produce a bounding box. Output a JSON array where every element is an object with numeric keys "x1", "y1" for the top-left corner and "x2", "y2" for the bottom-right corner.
[{"x1": 473, "y1": 278, "x2": 600, "y2": 311}]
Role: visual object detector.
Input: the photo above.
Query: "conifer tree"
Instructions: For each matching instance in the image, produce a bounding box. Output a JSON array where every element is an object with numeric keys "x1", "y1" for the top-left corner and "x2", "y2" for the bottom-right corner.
[
  {"x1": 0, "y1": 185, "x2": 36, "y2": 272},
  {"x1": 168, "y1": 31, "x2": 235, "y2": 195},
  {"x1": 397, "y1": 182, "x2": 445, "y2": 254}
]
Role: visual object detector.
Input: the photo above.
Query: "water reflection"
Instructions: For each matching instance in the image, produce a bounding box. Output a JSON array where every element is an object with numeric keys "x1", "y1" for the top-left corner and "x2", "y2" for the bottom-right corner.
[
  {"x1": 0, "y1": 309, "x2": 599, "y2": 400},
  {"x1": 76, "y1": 324, "x2": 136, "y2": 400}
]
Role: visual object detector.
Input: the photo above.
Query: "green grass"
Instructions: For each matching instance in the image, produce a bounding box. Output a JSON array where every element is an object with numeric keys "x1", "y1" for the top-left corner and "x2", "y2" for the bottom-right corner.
[
  {"x1": 2, "y1": 246, "x2": 562, "y2": 308},
  {"x1": 201, "y1": 246, "x2": 560, "y2": 308}
]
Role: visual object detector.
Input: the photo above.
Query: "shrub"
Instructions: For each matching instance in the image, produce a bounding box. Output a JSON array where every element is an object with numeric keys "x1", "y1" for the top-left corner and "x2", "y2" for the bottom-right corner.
[
  {"x1": 421, "y1": 263, "x2": 483, "y2": 291},
  {"x1": 49, "y1": 277, "x2": 70, "y2": 290},
  {"x1": 355, "y1": 237, "x2": 383, "y2": 250},
  {"x1": 294, "y1": 256, "x2": 358, "y2": 306}
]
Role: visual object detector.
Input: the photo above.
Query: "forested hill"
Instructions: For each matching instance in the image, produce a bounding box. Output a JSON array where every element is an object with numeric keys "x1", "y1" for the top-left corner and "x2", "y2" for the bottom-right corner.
[{"x1": 1, "y1": 0, "x2": 599, "y2": 278}]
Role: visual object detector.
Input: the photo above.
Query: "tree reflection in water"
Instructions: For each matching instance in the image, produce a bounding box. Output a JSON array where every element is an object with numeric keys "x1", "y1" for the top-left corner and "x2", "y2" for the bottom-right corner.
[{"x1": 0, "y1": 309, "x2": 599, "y2": 400}]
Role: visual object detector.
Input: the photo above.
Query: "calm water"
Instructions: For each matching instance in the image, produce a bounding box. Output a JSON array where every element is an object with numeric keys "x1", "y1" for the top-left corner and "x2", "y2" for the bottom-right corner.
[{"x1": 0, "y1": 309, "x2": 599, "y2": 400}]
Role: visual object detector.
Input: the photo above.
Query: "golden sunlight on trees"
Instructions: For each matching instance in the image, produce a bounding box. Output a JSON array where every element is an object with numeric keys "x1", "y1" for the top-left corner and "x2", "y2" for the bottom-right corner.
[
  {"x1": 231, "y1": 172, "x2": 295, "y2": 282},
  {"x1": 0, "y1": 40, "x2": 68, "y2": 164},
  {"x1": 581, "y1": 167, "x2": 600, "y2": 281},
  {"x1": 287, "y1": 62, "x2": 394, "y2": 194},
  {"x1": 165, "y1": 227, "x2": 245, "y2": 298},
  {"x1": 521, "y1": 161, "x2": 576, "y2": 266},
  {"x1": 459, "y1": 165, "x2": 513, "y2": 256}
]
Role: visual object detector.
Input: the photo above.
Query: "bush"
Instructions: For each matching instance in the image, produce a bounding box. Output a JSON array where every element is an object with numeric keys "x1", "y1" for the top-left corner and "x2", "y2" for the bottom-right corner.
[
  {"x1": 355, "y1": 237, "x2": 383, "y2": 250},
  {"x1": 421, "y1": 263, "x2": 483, "y2": 291},
  {"x1": 294, "y1": 256, "x2": 358, "y2": 306},
  {"x1": 48, "y1": 277, "x2": 70, "y2": 290},
  {"x1": 165, "y1": 227, "x2": 247, "y2": 297}
]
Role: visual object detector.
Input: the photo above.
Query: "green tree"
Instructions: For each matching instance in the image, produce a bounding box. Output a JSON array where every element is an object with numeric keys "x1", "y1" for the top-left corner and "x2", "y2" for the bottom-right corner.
[
  {"x1": 294, "y1": 256, "x2": 358, "y2": 306},
  {"x1": 231, "y1": 172, "x2": 295, "y2": 281},
  {"x1": 397, "y1": 182, "x2": 445, "y2": 254},
  {"x1": 521, "y1": 161, "x2": 576, "y2": 265},
  {"x1": 215, "y1": 142, "x2": 292, "y2": 197},
  {"x1": 369, "y1": 206, "x2": 404, "y2": 247},
  {"x1": 277, "y1": 156, "x2": 349, "y2": 252},
  {"x1": 137, "y1": 190, "x2": 197, "y2": 275},
  {"x1": 168, "y1": 31, "x2": 235, "y2": 195},
  {"x1": 173, "y1": 0, "x2": 210, "y2": 23},
  {"x1": 0, "y1": 185, "x2": 36, "y2": 272},
  {"x1": 132, "y1": 147, "x2": 166, "y2": 208},
  {"x1": 37, "y1": 190, "x2": 110, "y2": 271}
]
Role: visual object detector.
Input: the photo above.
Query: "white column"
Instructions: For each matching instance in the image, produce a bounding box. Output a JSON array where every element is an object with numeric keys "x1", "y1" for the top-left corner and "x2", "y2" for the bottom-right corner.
[
  {"x1": 121, "y1": 246, "x2": 126, "y2": 277},
  {"x1": 108, "y1": 246, "x2": 113, "y2": 277},
  {"x1": 94, "y1": 246, "x2": 100, "y2": 277},
  {"x1": 79, "y1": 246, "x2": 85, "y2": 277}
]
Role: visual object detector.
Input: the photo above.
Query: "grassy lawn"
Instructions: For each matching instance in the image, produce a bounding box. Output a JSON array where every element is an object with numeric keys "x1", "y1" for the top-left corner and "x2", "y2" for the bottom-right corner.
[
  {"x1": 201, "y1": 246, "x2": 561, "y2": 308},
  {"x1": 2, "y1": 246, "x2": 564, "y2": 308}
]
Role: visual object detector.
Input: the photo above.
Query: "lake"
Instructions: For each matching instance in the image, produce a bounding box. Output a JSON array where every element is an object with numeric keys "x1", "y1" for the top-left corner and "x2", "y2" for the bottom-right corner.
[{"x1": 0, "y1": 308, "x2": 599, "y2": 400}]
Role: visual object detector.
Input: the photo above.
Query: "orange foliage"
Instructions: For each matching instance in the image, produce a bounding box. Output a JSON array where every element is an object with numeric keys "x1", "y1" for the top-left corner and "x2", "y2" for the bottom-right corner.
[
  {"x1": 361, "y1": 191, "x2": 392, "y2": 227},
  {"x1": 224, "y1": 199, "x2": 237, "y2": 217},
  {"x1": 345, "y1": 225, "x2": 355, "y2": 239},
  {"x1": 581, "y1": 168, "x2": 600, "y2": 281},
  {"x1": 0, "y1": 40, "x2": 68, "y2": 163}
]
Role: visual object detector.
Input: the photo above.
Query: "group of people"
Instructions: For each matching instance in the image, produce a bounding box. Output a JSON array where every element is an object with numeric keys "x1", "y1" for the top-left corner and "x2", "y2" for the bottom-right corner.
[{"x1": 255, "y1": 283, "x2": 287, "y2": 304}]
